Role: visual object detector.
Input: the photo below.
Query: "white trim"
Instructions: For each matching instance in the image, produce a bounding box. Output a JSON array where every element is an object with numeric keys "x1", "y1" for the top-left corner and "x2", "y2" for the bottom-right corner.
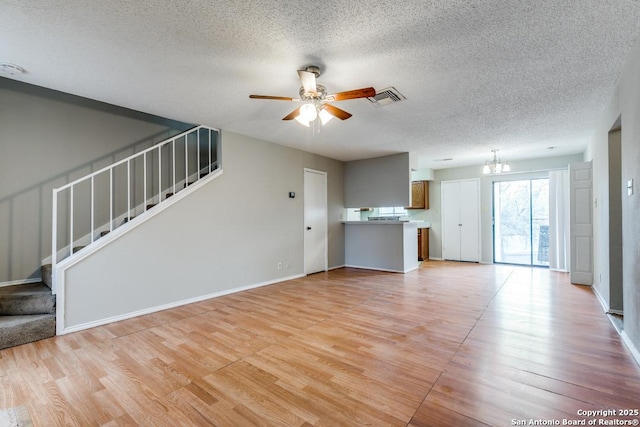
[
  {"x1": 303, "y1": 168, "x2": 328, "y2": 274},
  {"x1": 57, "y1": 273, "x2": 304, "y2": 335},
  {"x1": 592, "y1": 286, "x2": 610, "y2": 313},
  {"x1": 622, "y1": 331, "x2": 640, "y2": 368},
  {"x1": 0, "y1": 277, "x2": 42, "y2": 288},
  {"x1": 344, "y1": 264, "x2": 418, "y2": 274},
  {"x1": 327, "y1": 264, "x2": 346, "y2": 271}
]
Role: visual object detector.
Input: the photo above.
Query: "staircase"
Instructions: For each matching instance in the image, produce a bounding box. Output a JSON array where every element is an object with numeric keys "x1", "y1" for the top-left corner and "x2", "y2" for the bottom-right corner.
[
  {"x1": 0, "y1": 125, "x2": 220, "y2": 350},
  {"x1": 0, "y1": 268, "x2": 56, "y2": 350}
]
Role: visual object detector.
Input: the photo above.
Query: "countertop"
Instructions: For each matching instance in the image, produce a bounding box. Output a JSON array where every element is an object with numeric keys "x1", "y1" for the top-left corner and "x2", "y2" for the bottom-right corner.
[{"x1": 341, "y1": 220, "x2": 430, "y2": 228}]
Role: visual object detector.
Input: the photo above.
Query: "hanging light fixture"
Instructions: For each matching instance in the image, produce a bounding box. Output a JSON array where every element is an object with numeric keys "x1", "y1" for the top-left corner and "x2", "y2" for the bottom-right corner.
[
  {"x1": 294, "y1": 102, "x2": 335, "y2": 127},
  {"x1": 483, "y1": 149, "x2": 510, "y2": 174}
]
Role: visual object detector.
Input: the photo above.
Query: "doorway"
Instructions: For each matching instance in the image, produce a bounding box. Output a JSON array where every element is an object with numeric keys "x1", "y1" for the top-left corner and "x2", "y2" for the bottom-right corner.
[
  {"x1": 608, "y1": 122, "x2": 623, "y2": 329},
  {"x1": 493, "y1": 179, "x2": 549, "y2": 267},
  {"x1": 304, "y1": 168, "x2": 327, "y2": 274}
]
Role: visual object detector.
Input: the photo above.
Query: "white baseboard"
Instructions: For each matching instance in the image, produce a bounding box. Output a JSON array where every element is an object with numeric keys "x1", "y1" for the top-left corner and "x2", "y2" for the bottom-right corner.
[
  {"x1": 0, "y1": 278, "x2": 42, "y2": 288},
  {"x1": 58, "y1": 272, "x2": 304, "y2": 335},
  {"x1": 327, "y1": 264, "x2": 346, "y2": 271},
  {"x1": 592, "y1": 286, "x2": 609, "y2": 313},
  {"x1": 344, "y1": 264, "x2": 412, "y2": 274},
  {"x1": 622, "y1": 331, "x2": 640, "y2": 368}
]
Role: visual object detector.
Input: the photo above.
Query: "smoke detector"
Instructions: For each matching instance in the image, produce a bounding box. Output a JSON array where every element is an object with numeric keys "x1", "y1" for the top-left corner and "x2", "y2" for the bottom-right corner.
[{"x1": 0, "y1": 63, "x2": 26, "y2": 75}]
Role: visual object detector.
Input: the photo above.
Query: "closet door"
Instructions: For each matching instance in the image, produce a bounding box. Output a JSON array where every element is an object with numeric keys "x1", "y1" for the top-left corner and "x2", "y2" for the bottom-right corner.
[
  {"x1": 459, "y1": 180, "x2": 480, "y2": 262},
  {"x1": 442, "y1": 181, "x2": 462, "y2": 261},
  {"x1": 441, "y1": 179, "x2": 480, "y2": 262}
]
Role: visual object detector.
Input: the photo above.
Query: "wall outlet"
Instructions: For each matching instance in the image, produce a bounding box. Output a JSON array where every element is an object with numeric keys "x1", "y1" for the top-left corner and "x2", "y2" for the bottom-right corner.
[{"x1": 277, "y1": 262, "x2": 283, "y2": 270}]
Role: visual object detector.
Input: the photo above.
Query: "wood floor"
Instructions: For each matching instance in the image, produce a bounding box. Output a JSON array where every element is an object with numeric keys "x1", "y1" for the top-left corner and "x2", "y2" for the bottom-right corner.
[{"x1": 1, "y1": 262, "x2": 639, "y2": 426}]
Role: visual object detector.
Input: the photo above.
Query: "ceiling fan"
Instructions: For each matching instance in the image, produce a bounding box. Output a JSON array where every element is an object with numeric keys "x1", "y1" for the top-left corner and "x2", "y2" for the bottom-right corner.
[{"x1": 249, "y1": 66, "x2": 376, "y2": 126}]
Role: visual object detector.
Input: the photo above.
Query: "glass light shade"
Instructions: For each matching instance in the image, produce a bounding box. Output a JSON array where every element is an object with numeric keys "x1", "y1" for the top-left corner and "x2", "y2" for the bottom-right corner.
[
  {"x1": 483, "y1": 164, "x2": 490, "y2": 174},
  {"x1": 299, "y1": 103, "x2": 318, "y2": 121},
  {"x1": 502, "y1": 162, "x2": 510, "y2": 172},
  {"x1": 495, "y1": 162, "x2": 502, "y2": 173},
  {"x1": 294, "y1": 115, "x2": 310, "y2": 127},
  {"x1": 318, "y1": 109, "x2": 333, "y2": 125}
]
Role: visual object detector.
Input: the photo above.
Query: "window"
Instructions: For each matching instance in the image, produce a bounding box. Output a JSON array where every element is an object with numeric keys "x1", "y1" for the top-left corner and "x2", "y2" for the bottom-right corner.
[{"x1": 378, "y1": 206, "x2": 408, "y2": 216}]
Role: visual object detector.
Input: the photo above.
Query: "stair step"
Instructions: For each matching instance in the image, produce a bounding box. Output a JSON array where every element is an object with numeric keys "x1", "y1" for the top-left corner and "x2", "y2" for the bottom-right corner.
[
  {"x1": 99, "y1": 230, "x2": 110, "y2": 237},
  {"x1": 165, "y1": 193, "x2": 174, "y2": 198},
  {"x1": 0, "y1": 314, "x2": 56, "y2": 350},
  {"x1": 183, "y1": 182, "x2": 196, "y2": 188},
  {"x1": 122, "y1": 216, "x2": 136, "y2": 224},
  {"x1": 200, "y1": 172, "x2": 209, "y2": 178},
  {"x1": 146, "y1": 204, "x2": 156, "y2": 210},
  {"x1": 0, "y1": 283, "x2": 55, "y2": 316},
  {"x1": 72, "y1": 246, "x2": 85, "y2": 253},
  {"x1": 41, "y1": 264, "x2": 52, "y2": 289}
]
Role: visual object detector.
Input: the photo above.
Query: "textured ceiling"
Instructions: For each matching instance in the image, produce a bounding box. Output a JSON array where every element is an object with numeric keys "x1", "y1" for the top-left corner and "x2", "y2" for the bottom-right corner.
[{"x1": 2, "y1": 0, "x2": 640, "y2": 169}]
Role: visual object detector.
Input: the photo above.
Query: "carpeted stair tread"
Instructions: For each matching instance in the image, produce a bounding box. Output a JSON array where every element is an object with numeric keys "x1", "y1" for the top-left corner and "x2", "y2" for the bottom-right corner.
[
  {"x1": 0, "y1": 283, "x2": 55, "y2": 316},
  {"x1": 0, "y1": 314, "x2": 56, "y2": 350}
]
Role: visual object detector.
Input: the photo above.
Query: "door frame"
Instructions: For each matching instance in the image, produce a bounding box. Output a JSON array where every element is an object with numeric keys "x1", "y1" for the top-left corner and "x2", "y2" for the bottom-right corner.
[
  {"x1": 303, "y1": 168, "x2": 328, "y2": 274},
  {"x1": 491, "y1": 178, "x2": 550, "y2": 267}
]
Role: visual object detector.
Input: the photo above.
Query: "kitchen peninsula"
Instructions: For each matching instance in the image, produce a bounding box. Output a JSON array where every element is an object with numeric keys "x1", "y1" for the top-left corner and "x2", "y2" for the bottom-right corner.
[{"x1": 342, "y1": 220, "x2": 420, "y2": 273}]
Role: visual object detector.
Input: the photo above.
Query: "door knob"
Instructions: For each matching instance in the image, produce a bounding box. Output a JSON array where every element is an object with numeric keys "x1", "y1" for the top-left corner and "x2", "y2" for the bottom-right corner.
[{"x1": 307, "y1": 226, "x2": 312, "y2": 230}]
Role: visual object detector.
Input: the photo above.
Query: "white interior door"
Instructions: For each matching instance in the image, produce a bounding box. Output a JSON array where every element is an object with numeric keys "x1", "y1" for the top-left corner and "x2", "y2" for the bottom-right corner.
[
  {"x1": 442, "y1": 179, "x2": 480, "y2": 262},
  {"x1": 442, "y1": 181, "x2": 462, "y2": 261},
  {"x1": 459, "y1": 180, "x2": 480, "y2": 262},
  {"x1": 569, "y1": 161, "x2": 593, "y2": 285},
  {"x1": 304, "y1": 168, "x2": 327, "y2": 274}
]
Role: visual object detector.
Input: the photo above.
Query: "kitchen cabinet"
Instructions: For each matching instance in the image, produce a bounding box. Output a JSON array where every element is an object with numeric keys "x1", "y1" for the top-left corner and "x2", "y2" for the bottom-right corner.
[
  {"x1": 418, "y1": 228, "x2": 429, "y2": 261},
  {"x1": 407, "y1": 181, "x2": 429, "y2": 209}
]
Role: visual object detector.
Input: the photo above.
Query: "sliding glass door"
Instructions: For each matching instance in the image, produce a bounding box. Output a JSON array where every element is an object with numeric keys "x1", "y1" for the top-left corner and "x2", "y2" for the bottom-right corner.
[{"x1": 493, "y1": 179, "x2": 549, "y2": 267}]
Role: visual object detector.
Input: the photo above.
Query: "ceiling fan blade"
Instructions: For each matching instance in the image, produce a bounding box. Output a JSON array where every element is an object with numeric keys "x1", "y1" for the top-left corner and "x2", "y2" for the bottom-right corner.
[
  {"x1": 298, "y1": 70, "x2": 317, "y2": 94},
  {"x1": 326, "y1": 87, "x2": 376, "y2": 102},
  {"x1": 321, "y1": 104, "x2": 352, "y2": 120},
  {"x1": 250, "y1": 95, "x2": 295, "y2": 101},
  {"x1": 282, "y1": 107, "x2": 301, "y2": 120}
]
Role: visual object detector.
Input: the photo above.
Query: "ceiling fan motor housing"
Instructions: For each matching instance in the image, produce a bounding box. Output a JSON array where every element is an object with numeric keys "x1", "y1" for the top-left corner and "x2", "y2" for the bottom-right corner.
[
  {"x1": 304, "y1": 65, "x2": 320, "y2": 77},
  {"x1": 300, "y1": 84, "x2": 326, "y2": 100}
]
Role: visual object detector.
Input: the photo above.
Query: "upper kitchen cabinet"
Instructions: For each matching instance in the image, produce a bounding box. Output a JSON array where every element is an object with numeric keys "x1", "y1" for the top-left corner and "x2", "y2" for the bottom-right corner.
[{"x1": 407, "y1": 181, "x2": 429, "y2": 209}]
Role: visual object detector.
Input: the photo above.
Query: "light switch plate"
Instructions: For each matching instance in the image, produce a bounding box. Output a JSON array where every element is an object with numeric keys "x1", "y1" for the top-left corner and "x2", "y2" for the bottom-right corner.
[{"x1": 628, "y1": 179, "x2": 634, "y2": 196}]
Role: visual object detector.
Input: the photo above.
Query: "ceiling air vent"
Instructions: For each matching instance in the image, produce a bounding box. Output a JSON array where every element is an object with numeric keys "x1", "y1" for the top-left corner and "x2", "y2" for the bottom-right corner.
[{"x1": 367, "y1": 87, "x2": 406, "y2": 107}]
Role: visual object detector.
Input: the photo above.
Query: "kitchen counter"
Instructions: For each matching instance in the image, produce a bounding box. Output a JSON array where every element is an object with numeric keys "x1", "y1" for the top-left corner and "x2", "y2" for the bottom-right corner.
[{"x1": 342, "y1": 221, "x2": 419, "y2": 273}]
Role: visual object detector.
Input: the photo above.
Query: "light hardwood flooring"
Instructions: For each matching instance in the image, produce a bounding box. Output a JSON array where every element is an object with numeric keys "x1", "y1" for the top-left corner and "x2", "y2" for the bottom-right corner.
[{"x1": 1, "y1": 262, "x2": 639, "y2": 426}]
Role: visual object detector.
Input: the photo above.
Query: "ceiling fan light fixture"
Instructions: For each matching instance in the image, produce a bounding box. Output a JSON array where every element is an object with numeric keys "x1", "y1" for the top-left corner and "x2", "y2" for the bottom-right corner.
[
  {"x1": 294, "y1": 115, "x2": 310, "y2": 127},
  {"x1": 318, "y1": 108, "x2": 333, "y2": 125},
  {"x1": 299, "y1": 103, "x2": 317, "y2": 121}
]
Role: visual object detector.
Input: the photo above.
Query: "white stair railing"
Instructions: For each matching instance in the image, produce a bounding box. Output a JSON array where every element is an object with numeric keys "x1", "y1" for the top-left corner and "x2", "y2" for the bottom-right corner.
[{"x1": 51, "y1": 125, "x2": 220, "y2": 278}]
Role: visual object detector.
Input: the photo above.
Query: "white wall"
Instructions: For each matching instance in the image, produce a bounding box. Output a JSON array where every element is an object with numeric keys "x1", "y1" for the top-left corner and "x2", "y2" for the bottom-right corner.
[
  {"x1": 588, "y1": 34, "x2": 640, "y2": 358},
  {"x1": 60, "y1": 131, "x2": 345, "y2": 330},
  {"x1": 421, "y1": 154, "x2": 583, "y2": 262}
]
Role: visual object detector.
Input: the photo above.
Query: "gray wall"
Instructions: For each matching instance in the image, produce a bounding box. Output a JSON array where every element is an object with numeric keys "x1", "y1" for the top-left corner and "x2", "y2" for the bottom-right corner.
[
  {"x1": 416, "y1": 154, "x2": 583, "y2": 262},
  {"x1": 0, "y1": 78, "x2": 192, "y2": 283},
  {"x1": 589, "y1": 33, "x2": 640, "y2": 357},
  {"x1": 62, "y1": 131, "x2": 345, "y2": 329},
  {"x1": 344, "y1": 153, "x2": 410, "y2": 207}
]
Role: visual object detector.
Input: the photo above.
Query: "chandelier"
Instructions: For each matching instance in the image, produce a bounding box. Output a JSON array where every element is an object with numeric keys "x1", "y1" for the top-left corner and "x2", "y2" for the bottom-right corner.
[{"x1": 482, "y1": 149, "x2": 510, "y2": 174}]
